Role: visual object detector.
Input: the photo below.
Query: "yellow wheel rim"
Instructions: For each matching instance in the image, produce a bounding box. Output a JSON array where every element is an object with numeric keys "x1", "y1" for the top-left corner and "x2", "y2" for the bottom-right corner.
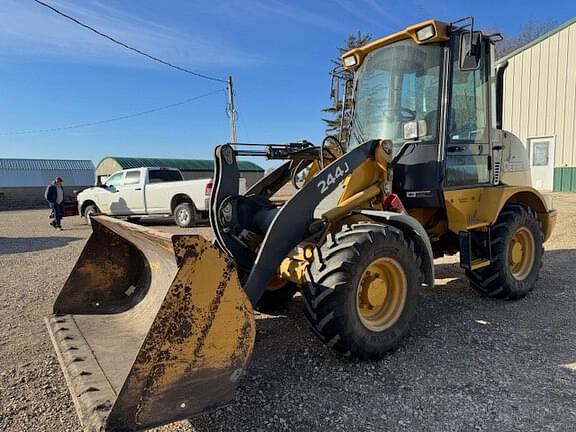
[
  {"x1": 507, "y1": 227, "x2": 535, "y2": 280},
  {"x1": 356, "y1": 257, "x2": 407, "y2": 332}
]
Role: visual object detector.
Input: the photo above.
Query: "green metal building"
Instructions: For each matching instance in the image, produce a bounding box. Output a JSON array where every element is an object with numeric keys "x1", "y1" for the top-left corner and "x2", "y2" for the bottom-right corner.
[{"x1": 95, "y1": 156, "x2": 264, "y2": 187}]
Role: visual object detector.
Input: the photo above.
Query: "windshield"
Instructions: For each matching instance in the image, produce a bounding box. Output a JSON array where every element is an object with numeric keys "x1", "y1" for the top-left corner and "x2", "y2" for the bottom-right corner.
[{"x1": 349, "y1": 39, "x2": 443, "y2": 151}]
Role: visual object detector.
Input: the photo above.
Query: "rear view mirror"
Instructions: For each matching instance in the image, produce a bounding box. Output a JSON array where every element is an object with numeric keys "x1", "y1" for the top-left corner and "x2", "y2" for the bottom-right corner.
[
  {"x1": 330, "y1": 71, "x2": 340, "y2": 102},
  {"x1": 460, "y1": 31, "x2": 482, "y2": 71}
]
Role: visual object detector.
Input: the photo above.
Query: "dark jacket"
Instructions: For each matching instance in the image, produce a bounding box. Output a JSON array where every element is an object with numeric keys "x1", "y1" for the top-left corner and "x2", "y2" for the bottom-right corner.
[{"x1": 45, "y1": 183, "x2": 64, "y2": 205}]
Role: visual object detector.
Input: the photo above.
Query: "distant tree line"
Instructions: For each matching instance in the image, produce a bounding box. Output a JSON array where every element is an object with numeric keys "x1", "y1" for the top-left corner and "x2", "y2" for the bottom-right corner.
[{"x1": 489, "y1": 19, "x2": 557, "y2": 58}]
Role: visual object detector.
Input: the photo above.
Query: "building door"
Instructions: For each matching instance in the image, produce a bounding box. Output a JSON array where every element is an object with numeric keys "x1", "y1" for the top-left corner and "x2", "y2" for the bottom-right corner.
[{"x1": 529, "y1": 137, "x2": 555, "y2": 191}]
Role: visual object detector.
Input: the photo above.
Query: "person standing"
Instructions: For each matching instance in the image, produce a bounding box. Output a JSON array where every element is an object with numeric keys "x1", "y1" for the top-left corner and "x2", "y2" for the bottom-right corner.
[{"x1": 45, "y1": 176, "x2": 65, "y2": 231}]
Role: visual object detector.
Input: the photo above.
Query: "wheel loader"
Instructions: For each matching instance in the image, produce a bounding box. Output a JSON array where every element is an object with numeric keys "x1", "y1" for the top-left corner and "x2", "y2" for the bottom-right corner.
[{"x1": 46, "y1": 18, "x2": 556, "y2": 432}]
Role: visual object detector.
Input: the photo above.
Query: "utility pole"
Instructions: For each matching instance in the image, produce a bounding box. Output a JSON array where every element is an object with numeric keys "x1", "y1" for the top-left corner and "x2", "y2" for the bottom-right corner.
[{"x1": 226, "y1": 76, "x2": 238, "y2": 145}]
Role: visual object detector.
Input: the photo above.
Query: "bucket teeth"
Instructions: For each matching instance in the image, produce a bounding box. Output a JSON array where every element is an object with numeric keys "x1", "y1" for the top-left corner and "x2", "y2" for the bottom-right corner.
[{"x1": 46, "y1": 215, "x2": 255, "y2": 431}]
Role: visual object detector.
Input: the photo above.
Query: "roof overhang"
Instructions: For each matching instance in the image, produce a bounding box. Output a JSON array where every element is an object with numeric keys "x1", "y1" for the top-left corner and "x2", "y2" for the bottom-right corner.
[{"x1": 341, "y1": 19, "x2": 450, "y2": 70}]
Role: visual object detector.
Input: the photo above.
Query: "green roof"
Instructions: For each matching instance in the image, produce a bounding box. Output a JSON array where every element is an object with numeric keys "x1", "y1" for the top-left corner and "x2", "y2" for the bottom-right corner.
[
  {"x1": 104, "y1": 156, "x2": 264, "y2": 172},
  {"x1": 497, "y1": 17, "x2": 576, "y2": 64}
]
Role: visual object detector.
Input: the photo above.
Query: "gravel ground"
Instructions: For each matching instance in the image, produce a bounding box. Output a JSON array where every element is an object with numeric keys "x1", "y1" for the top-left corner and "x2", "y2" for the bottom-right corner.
[{"x1": 1, "y1": 195, "x2": 575, "y2": 432}]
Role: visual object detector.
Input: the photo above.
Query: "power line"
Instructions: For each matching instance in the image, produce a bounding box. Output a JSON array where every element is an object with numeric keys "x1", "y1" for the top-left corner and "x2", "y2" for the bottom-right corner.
[
  {"x1": 31, "y1": 0, "x2": 228, "y2": 83},
  {"x1": 0, "y1": 89, "x2": 225, "y2": 135}
]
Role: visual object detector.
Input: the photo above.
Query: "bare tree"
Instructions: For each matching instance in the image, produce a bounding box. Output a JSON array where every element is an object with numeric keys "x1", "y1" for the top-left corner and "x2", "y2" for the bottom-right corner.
[{"x1": 490, "y1": 19, "x2": 557, "y2": 58}]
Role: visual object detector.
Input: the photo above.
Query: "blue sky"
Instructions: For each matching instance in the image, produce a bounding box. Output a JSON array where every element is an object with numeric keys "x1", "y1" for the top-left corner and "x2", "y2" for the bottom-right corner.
[{"x1": 0, "y1": 0, "x2": 574, "y2": 167}]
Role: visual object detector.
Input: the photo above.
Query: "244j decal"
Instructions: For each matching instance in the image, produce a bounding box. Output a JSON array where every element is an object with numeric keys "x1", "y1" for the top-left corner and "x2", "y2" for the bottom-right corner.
[{"x1": 317, "y1": 162, "x2": 350, "y2": 194}]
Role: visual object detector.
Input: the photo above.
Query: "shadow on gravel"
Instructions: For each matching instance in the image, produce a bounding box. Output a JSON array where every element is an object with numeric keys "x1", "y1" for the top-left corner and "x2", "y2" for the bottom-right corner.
[
  {"x1": 189, "y1": 249, "x2": 576, "y2": 431},
  {"x1": 0, "y1": 236, "x2": 83, "y2": 255}
]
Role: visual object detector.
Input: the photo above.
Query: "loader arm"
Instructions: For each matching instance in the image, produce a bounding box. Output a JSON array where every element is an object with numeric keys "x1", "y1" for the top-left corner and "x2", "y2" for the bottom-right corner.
[{"x1": 211, "y1": 140, "x2": 380, "y2": 305}]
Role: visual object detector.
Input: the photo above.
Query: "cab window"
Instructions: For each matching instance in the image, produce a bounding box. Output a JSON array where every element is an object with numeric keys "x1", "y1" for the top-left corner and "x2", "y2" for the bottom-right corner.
[
  {"x1": 105, "y1": 172, "x2": 123, "y2": 188},
  {"x1": 124, "y1": 170, "x2": 141, "y2": 185},
  {"x1": 149, "y1": 169, "x2": 182, "y2": 183}
]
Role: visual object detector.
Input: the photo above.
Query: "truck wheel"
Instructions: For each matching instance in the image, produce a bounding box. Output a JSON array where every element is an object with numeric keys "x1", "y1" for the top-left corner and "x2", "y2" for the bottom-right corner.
[
  {"x1": 84, "y1": 204, "x2": 99, "y2": 225},
  {"x1": 174, "y1": 202, "x2": 196, "y2": 228},
  {"x1": 302, "y1": 223, "x2": 420, "y2": 360},
  {"x1": 466, "y1": 204, "x2": 543, "y2": 300},
  {"x1": 256, "y1": 278, "x2": 298, "y2": 313}
]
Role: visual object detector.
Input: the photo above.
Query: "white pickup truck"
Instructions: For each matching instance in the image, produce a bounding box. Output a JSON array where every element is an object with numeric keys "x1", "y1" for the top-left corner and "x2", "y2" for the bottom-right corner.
[{"x1": 77, "y1": 167, "x2": 243, "y2": 227}]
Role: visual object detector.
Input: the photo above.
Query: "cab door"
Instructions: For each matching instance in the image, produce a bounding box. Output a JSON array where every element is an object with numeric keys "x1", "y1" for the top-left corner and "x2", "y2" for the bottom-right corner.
[
  {"x1": 100, "y1": 171, "x2": 124, "y2": 214},
  {"x1": 444, "y1": 33, "x2": 492, "y2": 189},
  {"x1": 114, "y1": 169, "x2": 146, "y2": 214}
]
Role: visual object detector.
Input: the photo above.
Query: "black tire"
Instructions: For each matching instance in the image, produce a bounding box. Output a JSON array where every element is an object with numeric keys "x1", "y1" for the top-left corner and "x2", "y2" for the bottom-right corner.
[
  {"x1": 256, "y1": 282, "x2": 298, "y2": 313},
  {"x1": 127, "y1": 217, "x2": 141, "y2": 224},
  {"x1": 302, "y1": 223, "x2": 421, "y2": 360},
  {"x1": 174, "y1": 202, "x2": 196, "y2": 228},
  {"x1": 83, "y1": 204, "x2": 99, "y2": 225},
  {"x1": 466, "y1": 204, "x2": 543, "y2": 300}
]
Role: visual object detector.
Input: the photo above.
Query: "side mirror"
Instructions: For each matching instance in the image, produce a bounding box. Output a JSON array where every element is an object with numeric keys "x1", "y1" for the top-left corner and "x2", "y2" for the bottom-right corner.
[
  {"x1": 460, "y1": 31, "x2": 482, "y2": 71},
  {"x1": 330, "y1": 73, "x2": 340, "y2": 102},
  {"x1": 403, "y1": 120, "x2": 428, "y2": 141}
]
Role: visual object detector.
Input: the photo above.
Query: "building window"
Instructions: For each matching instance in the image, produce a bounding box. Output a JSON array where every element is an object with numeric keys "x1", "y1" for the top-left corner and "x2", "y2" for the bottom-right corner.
[{"x1": 532, "y1": 141, "x2": 550, "y2": 166}]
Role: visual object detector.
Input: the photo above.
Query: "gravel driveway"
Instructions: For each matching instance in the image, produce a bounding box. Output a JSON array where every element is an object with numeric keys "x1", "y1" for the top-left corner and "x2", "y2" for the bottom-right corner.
[{"x1": 1, "y1": 195, "x2": 575, "y2": 432}]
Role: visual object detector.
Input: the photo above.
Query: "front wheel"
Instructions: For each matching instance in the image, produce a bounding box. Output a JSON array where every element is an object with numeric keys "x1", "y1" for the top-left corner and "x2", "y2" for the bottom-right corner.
[
  {"x1": 466, "y1": 204, "x2": 544, "y2": 300},
  {"x1": 174, "y1": 202, "x2": 196, "y2": 228},
  {"x1": 83, "y1": 204, "x2": 99, "y2": 225},
  {"x1": 302, "y1": 223, "x2": 421, "y2": 360}
]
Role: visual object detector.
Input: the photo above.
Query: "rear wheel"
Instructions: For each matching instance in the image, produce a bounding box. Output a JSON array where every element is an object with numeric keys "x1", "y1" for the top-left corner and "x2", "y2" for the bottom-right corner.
[
  {"x1": 174, "y1": 202, "x2": 196, "y2": 228},
  {"x1": 466, "y1": 204, "x2": 543, "y2": 299},
  {"x1": 302, "y1": 223, "x2": 420, "y2": 360},
  {"x1": 83, "y1": 204, "x2": 99, "y2": 225}
]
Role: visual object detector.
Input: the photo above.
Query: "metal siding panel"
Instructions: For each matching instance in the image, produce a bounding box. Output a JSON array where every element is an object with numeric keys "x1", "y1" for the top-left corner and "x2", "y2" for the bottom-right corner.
[
  {"x1": 537, "y1": 38, "x2": 550, "y2": 134},
  {"x1": 512, "y1": 55, "x2": 523, "y2": 136},
  {"x1": 0, "y1": 159, "x2": 94, "y2": 171},
  {"x1": 553, "y1": 168, "x2": 561, "y2": 191},
  {"x1": 528, "y1": 43, "x2": 540, "y2": 138},
  {"x1": 556, "y1": 30, "x2": 569, "y2": 165},
  {"x1": 562, "y1": 167, "x2": 572, "y2": 191},
  {"x1": 548, "y1": 33, "x2": 560, "y2": 158},
  {"x1": 519, "y1": 51, "x2": 532, "y2": 143},
  {"x1": 568, "y1": 24, "x2": 576, "y2": 167},
  {"x1": 503, "y1": 57, "x2": 514, "y2": 130},
  {"x1": 0, "y1": 168, "x2": 95, "y2": 187}
]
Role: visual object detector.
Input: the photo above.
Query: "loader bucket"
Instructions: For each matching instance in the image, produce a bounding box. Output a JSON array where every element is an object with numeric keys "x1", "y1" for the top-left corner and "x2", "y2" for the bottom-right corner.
[{"x1": 45, "y1": 216, "x2": 255, "y2": 432}]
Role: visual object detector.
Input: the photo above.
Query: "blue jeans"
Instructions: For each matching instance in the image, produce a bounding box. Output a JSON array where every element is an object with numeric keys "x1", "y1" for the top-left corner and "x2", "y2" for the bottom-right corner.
[{"x1": 50, "y1": 202, "x2": 64, "y2": 228}]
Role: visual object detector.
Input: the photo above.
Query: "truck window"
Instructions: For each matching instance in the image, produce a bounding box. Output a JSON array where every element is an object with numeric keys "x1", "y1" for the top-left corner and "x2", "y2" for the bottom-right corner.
[
  {"x1": 149, "y1": 169, "x2": 182, "y2": 183},
  {"x1": 106, "y1": 172, "x2": 123, "y2": 188},
  {"x1": 124, "y1": 171, "x2": 141, "y2": 185}
]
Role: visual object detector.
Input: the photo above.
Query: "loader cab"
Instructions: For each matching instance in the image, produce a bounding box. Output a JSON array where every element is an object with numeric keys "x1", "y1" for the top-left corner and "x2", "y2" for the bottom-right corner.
[{"x1": 344, "y1": 20, "x2": 497, "y2": 209}]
